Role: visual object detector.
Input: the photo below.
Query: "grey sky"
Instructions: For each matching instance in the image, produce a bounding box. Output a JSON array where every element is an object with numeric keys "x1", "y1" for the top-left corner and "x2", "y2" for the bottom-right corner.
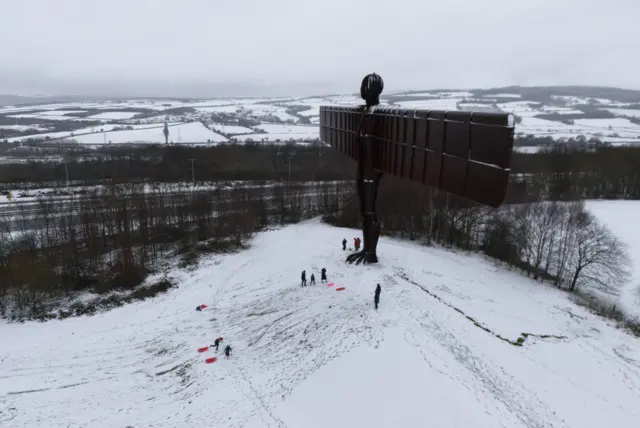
[{"x1": 2, "y1": 0, "x2": 639, "y2": 97}]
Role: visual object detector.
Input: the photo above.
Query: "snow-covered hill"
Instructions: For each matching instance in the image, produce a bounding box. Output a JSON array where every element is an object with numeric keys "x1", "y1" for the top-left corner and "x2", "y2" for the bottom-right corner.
[{"x1": 2, "y1": 219, "x2": 639, "y2": 427}]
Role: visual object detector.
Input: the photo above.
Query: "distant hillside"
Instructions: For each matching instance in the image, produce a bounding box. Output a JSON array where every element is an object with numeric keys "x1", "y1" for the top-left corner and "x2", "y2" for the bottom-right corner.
[
  {"x1": 0, "y1": 94, "x2": 110, "y2": 107},
  {"x1": 3, "y1": 86, "x2": 640, "y2": 107},
  {"x1": 473, "y1": 86, "x2": 640, "y2": 103}
]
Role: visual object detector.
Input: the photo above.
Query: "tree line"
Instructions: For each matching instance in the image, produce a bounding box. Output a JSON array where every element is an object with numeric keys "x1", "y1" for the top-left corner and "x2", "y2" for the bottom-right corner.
[
  {"x1": 327, "y1": 175, "x2": 630, "y2": 301},
  {"x1": 0, "y1": 143, "x2": 353, "y2": 187},
  {"x1": 3, "y1": 140, "x2": 640, "y2": 201},
  {"x1": 0, "y1": 181, "x2": 353, "y2": 320}
]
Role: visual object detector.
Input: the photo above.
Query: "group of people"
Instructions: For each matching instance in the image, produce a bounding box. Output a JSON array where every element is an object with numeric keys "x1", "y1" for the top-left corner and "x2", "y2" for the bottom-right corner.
[
  {"x1": 341, "y1": 237, "x2": 362, "y2": 251},
  {"x1": 301, "y1": 268, "x2": 327, "y2": 287},
  {"x1": 301, "y1": 266, "x2": 382, "y2": 310},
  {"x1": 203, "y1": 242, "x2": 380, "y2": 363},
  {"x1": 194, "y1": 308, "x2": 233, "y2": 358},
  {"x1": 212, "y1": 337, "x2": 233, "y2": 358}
]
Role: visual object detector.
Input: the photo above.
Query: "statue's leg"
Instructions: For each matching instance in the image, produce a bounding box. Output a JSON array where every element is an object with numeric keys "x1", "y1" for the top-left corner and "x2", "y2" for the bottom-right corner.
[
  {"x1": 369, "y1": 172, "x2": 383, "y2": 261},
  {"x1": 346, "y1": 172, "x2": 383, "y2": 265}
]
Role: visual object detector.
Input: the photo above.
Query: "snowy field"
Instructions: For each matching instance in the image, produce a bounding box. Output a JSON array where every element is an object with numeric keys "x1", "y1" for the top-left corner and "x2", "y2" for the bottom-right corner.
[
  {"x1": 231, "y1": 124, "x2": 320, "y2": 142},
  {"x1": 6, "y1": 113, "x2": 96, "y2": 122},
  {"x1": 604, "y1": 108, "x2": 640, "y2": 119},
  {"x1": 0, "y1": 181, "x2": 348, "y2": 204},
  {"x1": 1, "y1": 220, "x2": 639, "y2": 427},
  {"x1": 2, "y1": 92, "x2": 640, "y2": 147},
  {"x1": 586, "y1": 200, "x2": 640, "y2": 320},
  {"x1": 6, "y1": 122, "x2": 227, "y2": 144},
  {"x1": 87, "y1": 111, "x2": 140, "y2": 120},
  {"x1": 5, "y1": 123, "x2": 147, "y2": 143},
  {"x1": 210, "y1": 124, "x2": 255, "y2": 135},
  {"x1": 0, "y1": 125, "x2": 52, "y2": 132},
  {"x1": 517, "y1": 115, "x2": 640, "y2": 143},
  {"x1": 393, "y1": 98, "x2": 463, "y2": 110},
  {"x1": 79, "y1": 122, "x2": 228, "y2": 145}
]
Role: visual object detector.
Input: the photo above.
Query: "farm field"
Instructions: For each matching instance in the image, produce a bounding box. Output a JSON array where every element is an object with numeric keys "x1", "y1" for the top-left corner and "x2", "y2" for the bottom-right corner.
[{"x1": 2, "y1": 88, "x2": 640, "y2": 151}]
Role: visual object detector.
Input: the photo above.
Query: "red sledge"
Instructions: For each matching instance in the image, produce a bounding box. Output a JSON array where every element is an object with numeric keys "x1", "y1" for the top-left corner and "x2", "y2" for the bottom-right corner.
[
  {"x1": 328, "y1": 283, "x2": 335, "y2": 287},
  {"x1": 336, "y1": 287, "x2": 345, "y2": 291},
  {"x1": 197, "y1": 346, "x2": 209, "y2": 353},
  {"x1": 205, "y1": 357, "x2": 217, "y2": 364}
]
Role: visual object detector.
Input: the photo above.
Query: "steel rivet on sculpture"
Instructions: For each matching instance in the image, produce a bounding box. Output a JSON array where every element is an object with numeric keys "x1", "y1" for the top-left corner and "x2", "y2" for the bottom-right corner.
[{"x1": 319, "y1": 73, "x2": 516, "y2": 265}]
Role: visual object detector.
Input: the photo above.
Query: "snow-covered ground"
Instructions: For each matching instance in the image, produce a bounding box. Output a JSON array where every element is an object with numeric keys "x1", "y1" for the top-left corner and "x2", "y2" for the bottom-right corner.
[
  {"x1": 232, "y1": 124, "x2": 320, "y2": 142},
  {"x1": 79, "y1": 122, "x2": 228, "y2": 145},
  {"x1": 6, "y1": 124, "x2": 136, "y2": 142},
  {"x1": 513, "y1": 146, "x2": 543, "y2": 153},
  {"x1": 2, "y1": 219, "x2": 639, "y2": 427},
  {"x1": 586, "y1": 200, "x2": 640, "y2": 320},
  {"x1": 87, "y1": 111, "x2": 141, "y2": 120},
  {"x1": 0, "y1": 125, "x2": 52, "y2": 132},
  {"x1": 6, "y1": 113, "x2": 96, "y2": 122},
  {"x1": 210, "y1": 124, "x2": 255, "y2": 135},
  {"x1": 483, "y1": 93, "x2": 522, "y2": 99},
  {"x1": 393, "y1": 98, "x2": 462, "y2": 110},
  {"x1": 195, "y1": 105, "x2": 240, "y2": 114},
  {"x1": 604, "y1": 108, "x2": 640, "y2": 119},
  {"x1": 0, "y1": 181, "x2": 349, "y2": 205},
  {"x1": 6, "y1": 123, "x2": 179, "y2": 143},
  {"x1": 2, "y1": 91, "x2": 640, "y2": 147},
  {"x1": 6, "y1": 122, "x2": 227, "y2": 144},
  {"x1": 517, "y1": 116, "x2": 640, "y2": 143}
]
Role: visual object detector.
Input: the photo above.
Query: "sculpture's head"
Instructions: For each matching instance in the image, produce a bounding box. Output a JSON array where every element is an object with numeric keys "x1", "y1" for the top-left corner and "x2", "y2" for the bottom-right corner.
[{"x1": 360, "y1": 73, "x2": 384, "y2": 108}]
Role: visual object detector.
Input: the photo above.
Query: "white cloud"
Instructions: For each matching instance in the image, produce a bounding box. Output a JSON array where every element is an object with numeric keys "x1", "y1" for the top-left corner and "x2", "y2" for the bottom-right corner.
[{"x1": 1, "y1": 0, "x2": 639, "y2": 96}]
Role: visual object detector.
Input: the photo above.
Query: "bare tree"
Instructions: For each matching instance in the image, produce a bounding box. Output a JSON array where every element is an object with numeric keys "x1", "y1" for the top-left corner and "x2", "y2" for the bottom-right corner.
[
  {"x1": 522, "y1": 202, "x2": 562, "y2": 280},
  {"x1": 566, "y1": 212, "x2": 630, "y2": 293}
]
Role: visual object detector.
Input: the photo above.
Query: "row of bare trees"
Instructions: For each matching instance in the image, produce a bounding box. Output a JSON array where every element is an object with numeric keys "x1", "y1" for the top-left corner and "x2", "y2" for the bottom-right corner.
[
  {"x1": 329, "y1": 176, "x2": 630, "y2": 295},
  {"x1": 3, "y1": 141, "x2": 640, "y2": 199},
  {"x1": 0, "y1": 181, "x2": 353, "y2": 320}
]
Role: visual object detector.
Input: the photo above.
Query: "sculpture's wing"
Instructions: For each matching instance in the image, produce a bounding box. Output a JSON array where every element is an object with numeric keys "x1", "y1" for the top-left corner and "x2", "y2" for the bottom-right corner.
[{"x1": 319, "y1": 106, "x2": 515, "y2": 208}]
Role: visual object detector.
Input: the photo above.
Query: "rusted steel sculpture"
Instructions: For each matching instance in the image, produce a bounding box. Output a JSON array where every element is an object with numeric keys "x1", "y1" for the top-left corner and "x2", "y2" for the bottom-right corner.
[{"x1": 319, "y1": 73, "x2": 515, "y2": 264}]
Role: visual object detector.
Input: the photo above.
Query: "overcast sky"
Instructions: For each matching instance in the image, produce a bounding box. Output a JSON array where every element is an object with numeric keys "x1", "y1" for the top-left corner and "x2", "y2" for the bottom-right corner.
[{"x1": 2, "y1": 0, "x2": 639, "y2": 97}]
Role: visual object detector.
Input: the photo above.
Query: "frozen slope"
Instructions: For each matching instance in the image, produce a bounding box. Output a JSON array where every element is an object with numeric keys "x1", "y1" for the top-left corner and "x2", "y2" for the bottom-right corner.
[{"x1": 2, "y1": 219, "x2": 640, "y2": 428}]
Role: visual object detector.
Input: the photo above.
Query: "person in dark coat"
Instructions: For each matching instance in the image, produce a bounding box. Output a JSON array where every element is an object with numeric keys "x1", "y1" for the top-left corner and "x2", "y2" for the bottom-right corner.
[
  {"x1": 321, "y1": 268, "x2": 327, "y2": 283},
  {"x1": 310, "y1": 273, "x2": 316, "y2": 285},
  {"x1": 213, "y1": 337, "x2": 221, "y2": 351},
  {"x1": 301, "y1": 270, "x2": 307, "y2": 287},
  {"x1": 374, "y1": 284, "x2": 381, "y2": 310},
  {"x1": 224, "y1": 345, "x2": 232, "y2": 358},
  {"x1": 342, "y1": 238, "x2": 347, "y2": 250}
]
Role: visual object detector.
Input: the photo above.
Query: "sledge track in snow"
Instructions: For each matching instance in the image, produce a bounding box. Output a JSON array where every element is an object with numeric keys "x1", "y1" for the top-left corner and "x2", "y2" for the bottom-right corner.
[{"x1": 390, "y1": 268, "x2": 569, "y2": 428}]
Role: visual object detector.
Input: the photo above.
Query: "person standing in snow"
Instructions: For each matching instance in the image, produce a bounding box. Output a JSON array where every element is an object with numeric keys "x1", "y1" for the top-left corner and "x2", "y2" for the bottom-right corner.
[
  {"x1": 224, "y1": 345, "x2": 232, "y2": 358},
  {"x1": 213, "y1": 337, "x2": 221, "y2": 351},
  {"x1": 310, "y1": 273, "x2": 316, "y2": 285},
  {"x1": 342, "y1": 238, "x2": 347, "y2": 250},
  {"x1": 353, "y1": 237, "x2": 358, "y2": 250},
  {"x1": 374, "y1": 284, "x2": 381, "y2": 310},
  {"x1": 321, "y1": 267, "x2": 327, "y2": 283},
  {"x1": 301, "y1": 270, "x2": 307, "y2": 287}
]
